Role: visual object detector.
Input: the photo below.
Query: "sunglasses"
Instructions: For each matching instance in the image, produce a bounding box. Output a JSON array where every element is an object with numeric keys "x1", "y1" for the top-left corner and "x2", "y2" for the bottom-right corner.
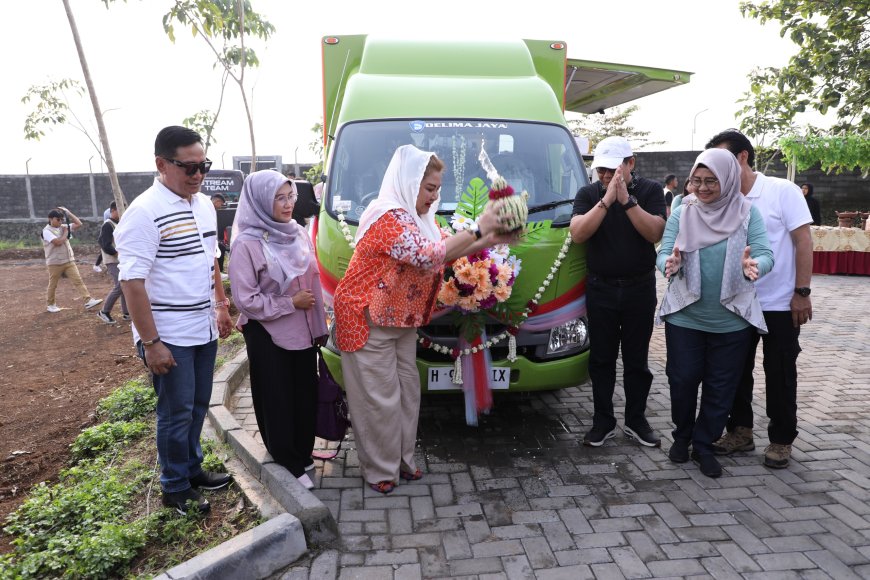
[{"x1": 162, "y1": 157, "x2": 212, "y2": 176}]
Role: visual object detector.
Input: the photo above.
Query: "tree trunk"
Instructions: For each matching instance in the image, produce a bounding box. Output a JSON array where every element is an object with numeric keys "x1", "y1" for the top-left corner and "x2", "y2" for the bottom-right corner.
[
  {"x1": 237, "y1": 0, "x2": 256, "y2": 170},
  {"x1": 61, "y1": 0, "x2": 127, "y2": 215}
]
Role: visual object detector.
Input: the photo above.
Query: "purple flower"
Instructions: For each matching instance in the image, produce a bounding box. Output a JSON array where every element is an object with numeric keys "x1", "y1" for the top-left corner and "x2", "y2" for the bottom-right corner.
[
  {"x1": 479, "y1": 295, "x2": 497, "y2": 310},
  {"x1": 458, "y1": 283, "x2": 475, "y2": 297},
  {"x1": 489, "y1": 263, "x2": 500, "y2": 284}
]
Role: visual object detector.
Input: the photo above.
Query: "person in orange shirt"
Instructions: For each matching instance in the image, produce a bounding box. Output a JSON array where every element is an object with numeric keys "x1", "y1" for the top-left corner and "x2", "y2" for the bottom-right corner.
[{"x1": 333, "y1": 144, "x2": 514, "y2": 494}]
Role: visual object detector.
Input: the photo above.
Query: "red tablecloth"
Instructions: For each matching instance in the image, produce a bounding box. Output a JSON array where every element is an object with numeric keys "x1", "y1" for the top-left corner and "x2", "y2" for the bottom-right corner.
[{"x1": 813, "y1": 251, "x2": 870, "y2": 275}]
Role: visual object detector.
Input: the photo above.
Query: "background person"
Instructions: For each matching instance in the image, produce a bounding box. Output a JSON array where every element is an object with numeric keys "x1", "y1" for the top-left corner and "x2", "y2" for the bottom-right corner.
[
  {"x1": 42, "y1": 206, "x2": 102, "y2": 313},
  {"x1": 116, "y1": 125, "x2": 233, "y2": 515},
  {"x1": 93, "y1": 204, "x2": 113, "y2": 272},
  {"x1": 706, "y1": 129, "x2": 813, "y2": 470},
  {"x1": 569, "y1": 136, "x2": 666, "y2": 448},
  {"x1": 212, "y1": 194, "x2": 229, "y2": 272},
  {"x1": 657, "y1": 148, "x2": 773, "y2": 478},
  {"x1": 333, "y1": 144, "x2": 514, "y2": 494},
  {"x1": 97, "y1": 201, "x2": 130, "y2": 324},
  {"x1": 801, "y1": 182, "x2": 822, "y2": 226},
  {"x1": 228, "y1": 171, "x2": 327, "y2": 490},
  {"x1": 663, "y1": 173, "x2": 678, "y2": 217}
]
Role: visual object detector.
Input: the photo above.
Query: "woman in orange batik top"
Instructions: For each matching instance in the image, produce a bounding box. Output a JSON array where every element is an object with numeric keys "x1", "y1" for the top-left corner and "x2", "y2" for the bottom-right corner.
[{"x1": 333, "y1": 144, "x2": 514, "y2": 494}]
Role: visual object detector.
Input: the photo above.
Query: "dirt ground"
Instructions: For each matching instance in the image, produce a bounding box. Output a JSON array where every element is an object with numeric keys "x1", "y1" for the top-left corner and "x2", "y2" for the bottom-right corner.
[{"x1": 0, "y1": 246, "x2": 159, "y2": 527}]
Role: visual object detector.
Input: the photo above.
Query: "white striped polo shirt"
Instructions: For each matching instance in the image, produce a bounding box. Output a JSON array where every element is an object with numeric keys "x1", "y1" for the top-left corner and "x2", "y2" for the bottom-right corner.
[{"x1": 116, "y1": 178, "x2": 219, "y2": 346}]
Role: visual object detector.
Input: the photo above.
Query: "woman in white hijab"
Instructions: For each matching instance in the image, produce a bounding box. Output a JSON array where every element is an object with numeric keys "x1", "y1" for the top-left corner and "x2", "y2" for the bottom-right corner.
[
  {"x1": 228, "y1": 170, "x2": 327, "y2": 490},
  {"x1": 656, "y1": 148, "x2": 774, "y2": 479},
  {"x1": 333, "y1": 144, "x2": 513, "y2": 494}
]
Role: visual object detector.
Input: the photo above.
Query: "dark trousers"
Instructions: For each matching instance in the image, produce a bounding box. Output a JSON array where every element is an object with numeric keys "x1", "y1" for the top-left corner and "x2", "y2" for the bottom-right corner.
[
  {"x1": 585, "y1": 273, "x2": 656, "y2": 429},
  {"x1": 243, "y1": 320, "x2": 318, "y2": 477},
  {"x1": 666, "y1": 324, "x2": 754, "y2": 455},
  {"x1": 727, "y1": 311, "x2": 801, "y2": 444}
]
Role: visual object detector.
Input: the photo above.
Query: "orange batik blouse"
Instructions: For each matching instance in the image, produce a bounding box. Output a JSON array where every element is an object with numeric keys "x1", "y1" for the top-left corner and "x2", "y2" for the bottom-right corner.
[{"x1": 334, "y1": 209, "x2": 447, "y2": 352}]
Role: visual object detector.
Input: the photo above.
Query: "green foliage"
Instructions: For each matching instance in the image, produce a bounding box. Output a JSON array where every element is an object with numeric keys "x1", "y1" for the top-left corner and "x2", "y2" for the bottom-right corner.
[
  {"x1": 200, "y1": 438, "x2": 230, "y2": 472},
  {"x1": 567, "y1": 105, "x2": 664, "y2": 151},
  {"x1": 96, "y1": 378, "x2": 156, "y2": 422},
  {"x1": 220, "y1": 330, "x2": 245, "y2": 347},
  {"x1": 514, "y1": 220, "x2": 553, "y2": 252},
  {"x1": 163, "y1": 0, "x2": 274, "y2": 73},
  {"x1": 737, "y1": 0, "x2": 870, "y2": 135},
  {"x1": 455, "y1": 177, "x2": 490, "y2": 221},
  {"x1": 779, "y1": 133, "x2": 870, "y2": 176},
  {"x1": 1, "y1": 457, "x2": 150, "y2": 579},
  {"x1": 21, "y1": 79, "x2": 85, "y2": 141},
  {"x1": 183, "y1": 109, "x2": 218, "y2": 152},
  {"x1": 70, "y1": 421, "x2": 149, "y2": 461}
]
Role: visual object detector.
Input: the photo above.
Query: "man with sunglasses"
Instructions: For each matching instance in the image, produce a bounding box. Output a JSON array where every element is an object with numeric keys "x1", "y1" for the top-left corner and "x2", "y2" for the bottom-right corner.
[
  {"x1": 115, "y1": 126, "x2": 234, "y2": 515},
  {"x1": 570, "y1": 136, "x2": 667, "y2": 448},
  {"x1": 706, "y1": 129, "x2": 812, "y2": 470}
]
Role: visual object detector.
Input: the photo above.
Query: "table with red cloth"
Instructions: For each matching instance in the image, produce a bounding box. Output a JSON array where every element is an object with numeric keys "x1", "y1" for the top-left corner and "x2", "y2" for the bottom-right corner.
[{"x1": 811, "y1": 226, "x2": 870, "y2": 275}]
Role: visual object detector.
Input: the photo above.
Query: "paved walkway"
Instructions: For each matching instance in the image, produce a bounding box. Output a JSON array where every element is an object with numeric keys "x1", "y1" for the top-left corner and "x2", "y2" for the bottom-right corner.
[{"x1": 230, "y1": 274, "x2": 870, "y2": 579}]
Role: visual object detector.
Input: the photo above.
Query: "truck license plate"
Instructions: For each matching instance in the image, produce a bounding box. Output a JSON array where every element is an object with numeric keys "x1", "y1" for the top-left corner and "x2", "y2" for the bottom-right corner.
[{"x1": 427, "y1": 366, "x2": 510, "y2": 391}]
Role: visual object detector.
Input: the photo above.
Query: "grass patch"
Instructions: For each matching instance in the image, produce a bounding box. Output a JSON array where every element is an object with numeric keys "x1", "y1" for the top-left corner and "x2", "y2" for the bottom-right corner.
[{"x1": 0, "y1": 374, "x2": 260, "y2": 579}]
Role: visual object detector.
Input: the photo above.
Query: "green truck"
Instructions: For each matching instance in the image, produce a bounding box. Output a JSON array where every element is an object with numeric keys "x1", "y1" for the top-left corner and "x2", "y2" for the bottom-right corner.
[{"x1": 315, "y1": 35, "x2": 690, "y2": 393}]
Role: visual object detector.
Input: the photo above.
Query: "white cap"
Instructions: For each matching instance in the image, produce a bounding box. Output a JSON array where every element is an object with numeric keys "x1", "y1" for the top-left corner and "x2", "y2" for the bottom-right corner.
[{"x1": 591, "y1": 136, "x2": 633, "y2": 169}]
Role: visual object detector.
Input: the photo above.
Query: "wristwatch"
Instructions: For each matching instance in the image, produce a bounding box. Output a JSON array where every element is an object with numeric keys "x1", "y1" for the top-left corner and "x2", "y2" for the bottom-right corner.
[
  {"x1": 794, "y1": 287, "x2": 811, "y2": 297},
  {"x1": 142, "y1": 336, "x2": 162, "y2": 347},
  {"x1": 468, "y1": 222, "x2": 483, "y2": 240},
  {"x1": 621, "y1": 195, "x2": 638, "y2": 210}
]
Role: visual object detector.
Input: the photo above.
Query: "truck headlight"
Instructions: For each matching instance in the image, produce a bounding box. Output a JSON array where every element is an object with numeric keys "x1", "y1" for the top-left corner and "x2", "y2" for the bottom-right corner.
[{"x1": 546, "y1": 317, "x2": 589, "y2": 355}]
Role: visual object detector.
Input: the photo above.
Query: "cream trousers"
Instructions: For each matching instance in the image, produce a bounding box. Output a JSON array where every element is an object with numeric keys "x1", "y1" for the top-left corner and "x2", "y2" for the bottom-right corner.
[{"x1": 341, "y1": 324, "x2": 420, "y2": 484}]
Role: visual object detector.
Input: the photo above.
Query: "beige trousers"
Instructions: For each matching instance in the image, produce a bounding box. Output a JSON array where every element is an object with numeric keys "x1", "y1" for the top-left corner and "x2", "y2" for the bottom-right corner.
[
  {"x1": 46, "y1": 262, "x2": 91, "y2": 306},
  {"x1": 341, "y1": 324, "x2": 420, "y2": 484}
]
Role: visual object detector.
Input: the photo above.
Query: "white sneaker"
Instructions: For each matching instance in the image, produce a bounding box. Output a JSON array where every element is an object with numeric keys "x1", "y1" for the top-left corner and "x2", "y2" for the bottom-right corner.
[
  {"x1": 84, "y1": 298, "x2": 103, "y2": 310},
  {"x1": 93, "y1": 265, "x2": 102, "y2": 273},
  {"x1": 97, "y1": 311, "x2": 116, "y2": 324},
  {"x1": 47, "y1": 304, "x2": 61, "y2": 313},
  {"x1": 296, "y1": 473, "x2": 314, "y2": 490}
]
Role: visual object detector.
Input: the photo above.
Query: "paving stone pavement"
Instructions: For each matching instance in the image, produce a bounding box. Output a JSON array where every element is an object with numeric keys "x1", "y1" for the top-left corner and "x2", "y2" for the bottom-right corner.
[{"x1": 228, "y1": 274, "x2": 870, "y2": 579}]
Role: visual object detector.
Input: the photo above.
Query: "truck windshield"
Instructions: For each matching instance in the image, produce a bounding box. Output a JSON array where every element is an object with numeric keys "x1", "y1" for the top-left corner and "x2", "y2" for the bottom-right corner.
[{"x1": 326, "y1": 120, "x2": 587, "y2": 225}]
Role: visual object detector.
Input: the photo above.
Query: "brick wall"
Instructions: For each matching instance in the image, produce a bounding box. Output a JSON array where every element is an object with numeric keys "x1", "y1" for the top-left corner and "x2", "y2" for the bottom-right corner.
[{"x1": 633, "y1": 151, "x2": 869, "y2": 227}]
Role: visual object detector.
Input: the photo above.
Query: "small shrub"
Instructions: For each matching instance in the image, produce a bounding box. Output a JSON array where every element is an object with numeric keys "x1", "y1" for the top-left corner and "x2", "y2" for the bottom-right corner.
[
  {"x1": 70, "y1": 421, "x2": 148, "y2": 461},
  {"x1": 97, "y1": 378, "x2": 156, "y2": 422}
]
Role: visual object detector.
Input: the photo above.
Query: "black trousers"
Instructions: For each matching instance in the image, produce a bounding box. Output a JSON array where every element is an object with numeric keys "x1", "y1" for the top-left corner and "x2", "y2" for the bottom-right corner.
[
  {"x1": 585, "y1": 273, "x2": 656, "y2": 430},
  {"x1": 242, "y1": 320, "x2": 318, "y2": 477},
  {"x1": 726, "y1": 311, "x2": 801, "y2": 445},
  {"x1": 666, "y1": 324, "x2": 754, "y2": 455}
]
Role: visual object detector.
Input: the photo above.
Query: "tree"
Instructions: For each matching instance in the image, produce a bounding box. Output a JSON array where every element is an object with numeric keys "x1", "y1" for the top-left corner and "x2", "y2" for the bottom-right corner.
[
  {"x1": 304, "y1": 121, "x2": 324, "y2": 183},
  {"x1": 737, "y1": 0, "x2": 870, "y2": 135},
  {"x1": 61, "y1": 0, "x2": 127, "y2": 213},
  {"x1": 183, "y1": 109, "x2": 220, "y2": 155},
  {"x1": 163, "y1": 0, "x2": 275, "y2": 167},
  {"x1": 567, "y1": 105, "x2": 664, "y2": 151}
]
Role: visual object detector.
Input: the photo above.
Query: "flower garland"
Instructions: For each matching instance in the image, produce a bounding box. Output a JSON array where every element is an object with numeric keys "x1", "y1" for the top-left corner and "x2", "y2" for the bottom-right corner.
[
  {"x1": 334, "y1": 210, "x2": 574, "y2": 372},
  {"x1": 451, "y1": 135, "x2": 466, "y2": 199},
  {"x1": 336, "y1": 210, "x2": 356, "y2": 249}
]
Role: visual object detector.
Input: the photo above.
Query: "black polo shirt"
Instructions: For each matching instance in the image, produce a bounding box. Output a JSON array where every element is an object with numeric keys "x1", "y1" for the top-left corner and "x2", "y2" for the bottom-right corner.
[{"x1": 572, "y1": 174, "x2": 666, "y2": 278}]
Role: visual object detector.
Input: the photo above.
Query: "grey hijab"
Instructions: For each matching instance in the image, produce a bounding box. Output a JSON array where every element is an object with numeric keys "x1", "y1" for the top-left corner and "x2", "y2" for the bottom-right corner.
[
  {"x1": 231, "y1": 170, "x2": 311, "y2": 294},
  {"x1": 674, "y1": 148, "x2": 750, "y2": 253}
]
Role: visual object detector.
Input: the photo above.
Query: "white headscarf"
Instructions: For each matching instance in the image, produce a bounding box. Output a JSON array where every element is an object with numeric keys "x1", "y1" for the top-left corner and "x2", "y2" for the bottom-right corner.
[
  {"x1": 231, "y1": 170, "x2": 311, "y2": 294},
  {"x1": 354, "y1": 144, "x2": 441, "y2": 243},
  {"x1": 675, "y1": 148, "x2": 751, "y2": 253}
]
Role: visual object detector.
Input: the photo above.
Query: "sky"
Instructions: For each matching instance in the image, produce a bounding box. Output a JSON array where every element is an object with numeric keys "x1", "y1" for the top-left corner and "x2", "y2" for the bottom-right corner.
[{"x1": 3, "y1": 0, "x2": 807, "y2": 176}]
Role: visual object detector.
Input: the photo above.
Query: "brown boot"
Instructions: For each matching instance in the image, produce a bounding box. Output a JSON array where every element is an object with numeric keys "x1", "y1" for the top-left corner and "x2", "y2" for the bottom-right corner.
[
  {"x1": 764, "y1": 443, "x2": 792, "y2": 469},
  {"x1": 712, "y1": 426, "x2": 755, "y2": 456}
]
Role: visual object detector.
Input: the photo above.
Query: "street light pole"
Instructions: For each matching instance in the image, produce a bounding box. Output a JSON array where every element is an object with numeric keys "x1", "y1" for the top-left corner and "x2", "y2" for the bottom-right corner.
[
  {"x1": 25, "y1": 158, "x2": 36, "y2": 219},
  {"x1": 691, "y1": 109, "x2": 709, "y2": 150}
]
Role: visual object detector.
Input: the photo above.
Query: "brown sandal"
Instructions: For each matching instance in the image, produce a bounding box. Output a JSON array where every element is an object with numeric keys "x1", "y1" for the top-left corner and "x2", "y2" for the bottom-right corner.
[{"x1": 369, "y1": 481, "x2": 395, "y2": 494}]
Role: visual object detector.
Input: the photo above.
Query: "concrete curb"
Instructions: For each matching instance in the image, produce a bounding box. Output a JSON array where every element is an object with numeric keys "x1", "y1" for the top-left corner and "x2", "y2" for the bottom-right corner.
[
  {"x1": 154, "y1": 513, "x2": 306, "y2": 580},
  {"x1": 208, "y1": 349, "x2": 340, "y2": 546}
]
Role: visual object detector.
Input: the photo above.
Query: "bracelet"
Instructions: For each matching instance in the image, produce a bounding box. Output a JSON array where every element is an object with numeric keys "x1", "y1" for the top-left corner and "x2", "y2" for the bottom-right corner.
[
  {"x1": 142, "y1": 336, "x2": 161, "y2": 347},
  {"x1": 597, "y1": 200, "x2": 609, "y2": 211},
  {"x1": 214, "y1": 299, "x2": 230, "y2": 309}
]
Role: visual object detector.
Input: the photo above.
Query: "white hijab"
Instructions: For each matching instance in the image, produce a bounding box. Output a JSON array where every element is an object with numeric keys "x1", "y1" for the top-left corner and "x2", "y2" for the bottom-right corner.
[{"x1": 354, "y1": 144, "x2": 441, "y2": 243}]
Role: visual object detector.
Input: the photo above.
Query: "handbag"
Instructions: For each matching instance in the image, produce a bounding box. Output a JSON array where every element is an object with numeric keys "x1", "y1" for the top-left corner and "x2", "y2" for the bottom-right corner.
[{"x1": 312, "y1": 350, "x2": 350, "y2": 460}]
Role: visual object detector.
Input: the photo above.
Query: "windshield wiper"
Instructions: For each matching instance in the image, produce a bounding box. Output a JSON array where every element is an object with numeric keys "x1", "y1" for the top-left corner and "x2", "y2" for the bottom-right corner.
[{"x1": 528, "y1": 199, "x2": 574, "y2": 214}]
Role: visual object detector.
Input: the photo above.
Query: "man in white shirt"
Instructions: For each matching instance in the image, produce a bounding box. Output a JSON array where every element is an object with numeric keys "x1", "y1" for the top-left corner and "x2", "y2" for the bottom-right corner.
[
  {"x1": 42, "y1": 206, "x2": 102, "y2": 313},
  {"x1": 706, "y1": 129, "x2": 813, "y2": 469},
  {"x1": 116, "y1": 126, "x2": 234, "y2": 514}
]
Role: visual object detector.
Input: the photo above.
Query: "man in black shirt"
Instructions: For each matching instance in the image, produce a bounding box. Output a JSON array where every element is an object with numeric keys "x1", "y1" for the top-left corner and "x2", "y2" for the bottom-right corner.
[{"x1": 570, "y1": 136, "x2": 666, "y2": 448}]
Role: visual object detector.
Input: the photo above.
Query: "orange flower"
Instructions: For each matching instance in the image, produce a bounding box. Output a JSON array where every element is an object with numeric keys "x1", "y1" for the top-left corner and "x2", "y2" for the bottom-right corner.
[
  {"x1": 472, "y1": 278, "x2": 494, "y2": 301},
  {"x1": 458, "y1": 295, "x2": 479, "y2": 312},
  {"x1": 438, "y1": 280, "x2": 460, "y2": 305},
  {"x1": 494, "y1": 284, "x2": 512, "y2": 302}
]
